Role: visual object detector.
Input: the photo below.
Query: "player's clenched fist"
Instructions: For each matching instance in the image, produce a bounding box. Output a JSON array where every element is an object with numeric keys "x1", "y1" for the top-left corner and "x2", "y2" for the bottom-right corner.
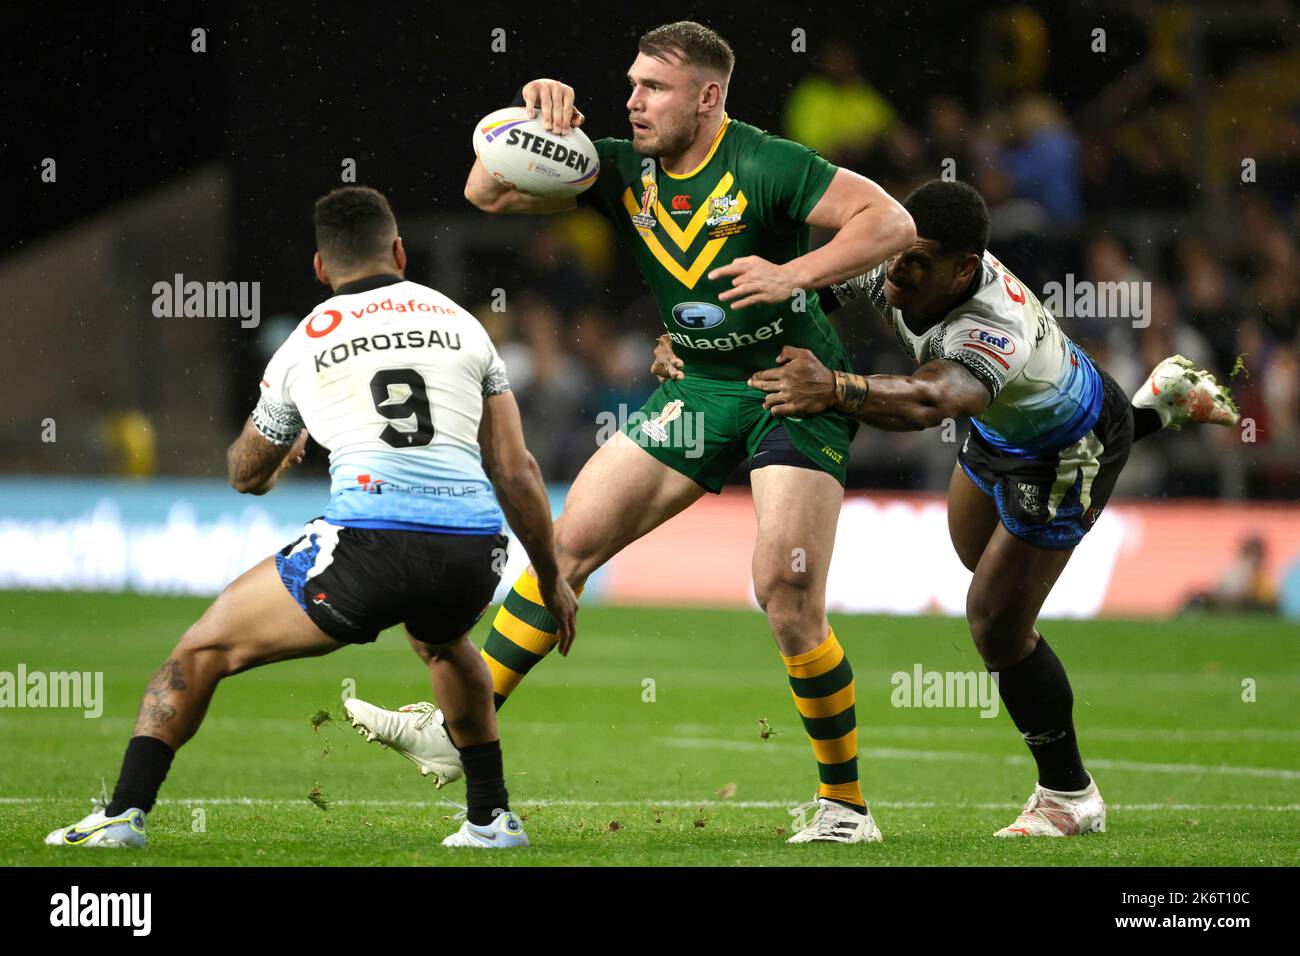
[
  {"x1": 650, "y1": 334, "x2": 685, "y2": 382},
  {"x1": 522, "y1": 78, "x2": 585, "y2": 135}
]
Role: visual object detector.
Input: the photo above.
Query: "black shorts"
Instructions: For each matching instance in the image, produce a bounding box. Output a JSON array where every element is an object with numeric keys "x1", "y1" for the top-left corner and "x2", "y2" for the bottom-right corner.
[
  {"x1": 748, "y1": 424, "x2": 822, "y2": 473},
  {"x1": 275, "y1": 519, "x2": 507, "y2": 644},
  {"x1": 958, "y1": 368, "x2": 1133, "y2": 550}
]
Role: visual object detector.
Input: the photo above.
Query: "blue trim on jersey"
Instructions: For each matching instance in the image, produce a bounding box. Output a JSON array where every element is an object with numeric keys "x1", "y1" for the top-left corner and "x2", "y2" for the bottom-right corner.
[
  {"x1": 331, "y1": 518, "x2": 501, "y2": 535},
  {"x1": 322, "y1": 481, "x2": 503, "y2": 533},
  {"x1": 972, "y1": 342, "x2": 1103, "y2": 458}
]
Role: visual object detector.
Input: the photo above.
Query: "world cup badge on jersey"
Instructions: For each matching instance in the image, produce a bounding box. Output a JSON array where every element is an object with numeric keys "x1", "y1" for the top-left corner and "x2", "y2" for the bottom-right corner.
[
  {"x1": 631, "y1": 180, "x2": 659, "y2": 230},
  {"x1": 705, "y1": 193, "x2": 746, "y2": 238},
  {"x1": 643, "y1": 399, "x2": 684, "y2": 443},
  {"x1": 705, "y1": 194, "x2": 741, "y2": 227}
]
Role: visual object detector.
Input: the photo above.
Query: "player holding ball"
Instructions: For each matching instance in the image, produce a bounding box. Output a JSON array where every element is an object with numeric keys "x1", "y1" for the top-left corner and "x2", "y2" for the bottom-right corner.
[{"x1": 346, "y1": 20, "x2": 916, "y2": 844}]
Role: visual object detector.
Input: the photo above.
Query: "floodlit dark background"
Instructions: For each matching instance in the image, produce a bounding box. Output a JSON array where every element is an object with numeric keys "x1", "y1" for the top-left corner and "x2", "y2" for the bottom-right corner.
[{"x1": 4, "y1": 0, "x2": 1298, "y2": 502}]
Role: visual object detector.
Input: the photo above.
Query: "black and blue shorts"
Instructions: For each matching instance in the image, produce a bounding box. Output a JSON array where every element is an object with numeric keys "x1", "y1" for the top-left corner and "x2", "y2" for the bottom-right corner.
[
  {"x1": 958, "y1": 369, "x2": 1134, "y2": 550},
  {"x1": 275, "y1": 519, "x2": 507, "y2": 644}
]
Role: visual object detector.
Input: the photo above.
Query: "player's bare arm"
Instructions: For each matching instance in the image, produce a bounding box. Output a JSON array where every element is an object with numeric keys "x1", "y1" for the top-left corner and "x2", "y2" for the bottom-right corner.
[
  {"x1": 478, "y1": 389, "x2": 579, "y2": 651},
  {"x1": 464, "y1": 78, "x2": 585, "y2": 215},
  {"x1": 708, "y1": 170, "x2": 915, "y2": 309},
  {"x1": 747, "y1": 345, "x2": 989, "y2": 429},
  {"x1": 226, "y1": 419, "x2": 308, "y2": 495}
]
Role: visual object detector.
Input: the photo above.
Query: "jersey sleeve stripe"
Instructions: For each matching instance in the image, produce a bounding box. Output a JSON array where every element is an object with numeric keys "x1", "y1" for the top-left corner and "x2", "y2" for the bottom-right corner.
[{"x1": 961, "y1": 342, "x2": 1011, "y2": 369}]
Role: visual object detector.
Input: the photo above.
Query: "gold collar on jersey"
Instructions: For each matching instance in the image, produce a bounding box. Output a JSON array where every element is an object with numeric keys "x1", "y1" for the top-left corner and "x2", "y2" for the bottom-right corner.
[{"x1": 620, "y1": 115, "x2": 749, "y2": 289}]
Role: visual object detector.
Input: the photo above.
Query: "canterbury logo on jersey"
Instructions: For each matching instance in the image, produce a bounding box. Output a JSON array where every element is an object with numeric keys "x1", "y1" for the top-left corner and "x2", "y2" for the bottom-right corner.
[
  {"x1": 621, "y1": 170, "x2": 749, "y2": 288},
  {"x1": 314, "y1": 330, "x2": 462, "y2": 372}
]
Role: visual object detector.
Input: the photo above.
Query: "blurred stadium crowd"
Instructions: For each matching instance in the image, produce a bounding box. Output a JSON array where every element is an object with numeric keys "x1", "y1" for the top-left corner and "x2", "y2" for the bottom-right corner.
[
  {"x1": 471, "y1": 32, "x2": 1300, "y2": 501},
  {"x1": 8, "y1": 5, "x2": 1297, "y2": 508}
]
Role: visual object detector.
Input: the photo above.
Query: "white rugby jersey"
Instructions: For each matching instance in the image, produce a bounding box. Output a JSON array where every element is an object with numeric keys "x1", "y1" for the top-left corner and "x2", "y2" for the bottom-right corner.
[
  {"x1": 827, "y1": 250, "x2": 1103, "y2": 456},
  {"x1": 251, "y1": 275, "x2": 509, "y2": 533}
]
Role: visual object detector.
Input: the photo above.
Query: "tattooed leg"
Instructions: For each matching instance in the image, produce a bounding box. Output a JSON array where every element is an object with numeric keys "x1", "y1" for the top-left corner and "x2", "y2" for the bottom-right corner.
[
  {"x1": 130, "y1": 555, "x2": 343, "y2": 751},
  {"x1": 133, "y1": 658, "x2": 188, "y2": 742},
  {"x1": 82, "y1": 556, "x2": 343, "y2": 820}
]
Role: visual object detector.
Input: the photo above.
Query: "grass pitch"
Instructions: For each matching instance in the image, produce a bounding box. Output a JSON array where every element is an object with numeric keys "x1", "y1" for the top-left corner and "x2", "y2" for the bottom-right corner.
[{"x1": 1, "y1": 591, "x2": 1296, "y2": 866}]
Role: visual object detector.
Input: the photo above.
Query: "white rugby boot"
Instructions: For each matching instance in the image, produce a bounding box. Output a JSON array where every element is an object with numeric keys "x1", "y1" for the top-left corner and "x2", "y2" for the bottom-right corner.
[
  {"x1": 45, "y1": 806, "x2": 146, "y2": 848},
  {"x1": 343, "y1": 698, "x2": 464, "y2": 788},
  {"x1": 442, "y1": 811, "x2": 530, "y2": 849},
  {"x1": 1133, "y1": 354, "x2": 1240, "y2": 429},
  {"x1": 994, "y1": 777, "x2": 1106, "y2": 837},
  {"x1": 787, "y1": 797, "x2": 883, "y2": 844}
]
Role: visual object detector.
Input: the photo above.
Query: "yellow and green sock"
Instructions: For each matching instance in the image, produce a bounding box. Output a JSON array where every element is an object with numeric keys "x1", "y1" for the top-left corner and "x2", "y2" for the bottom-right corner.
[
  {"x1": 782, "y1": 628, "x2": 864, "y2": 810},
  {"x1": 481, "y1": 569, "x2": 580, "y2": 710}
]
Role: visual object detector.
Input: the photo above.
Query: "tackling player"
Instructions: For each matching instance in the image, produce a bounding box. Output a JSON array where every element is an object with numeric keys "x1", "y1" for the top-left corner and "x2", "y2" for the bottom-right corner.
[
  {"x1": 45, "y1": 186, "x2": 576, "y2": 851},
  {"x1": 669, "y1": 178, "x2": 1234, "y2": 837},
  {"x1": 344, "y1": 21, "x2": 916, "y2": 844}
]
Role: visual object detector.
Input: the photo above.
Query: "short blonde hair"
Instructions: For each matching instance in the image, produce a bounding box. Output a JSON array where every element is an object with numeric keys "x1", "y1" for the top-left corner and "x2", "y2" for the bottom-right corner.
[{"x1": 639, "y1": 21, "x2": 734, "y2": 91}]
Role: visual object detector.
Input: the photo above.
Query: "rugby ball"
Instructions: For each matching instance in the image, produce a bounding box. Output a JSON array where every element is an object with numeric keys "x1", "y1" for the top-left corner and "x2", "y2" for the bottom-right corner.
[{"x1": 472, "y1": 107, "x2": 600, "y2": 198}]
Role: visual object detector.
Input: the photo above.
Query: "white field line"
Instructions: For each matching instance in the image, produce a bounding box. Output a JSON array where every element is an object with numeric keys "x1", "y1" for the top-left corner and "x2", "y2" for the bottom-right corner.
[
  {"x1": 663, "y1": 737, "x2": 1300, "y2": 780},
  {"x1": 2, "y1": 797, "x2": 1299, "y2": 812},
  {"x1": 665, "y1": 724, "x2": 1300, "y2": 744},
  {"x1": 6, "y1": 715, "x2": 1298, "y2": 745}
]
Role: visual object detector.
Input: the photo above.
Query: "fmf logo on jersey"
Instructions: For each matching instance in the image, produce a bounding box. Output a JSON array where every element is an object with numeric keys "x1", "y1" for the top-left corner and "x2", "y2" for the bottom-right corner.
[
  {"x1": 966, "y1": 329, "x2": 1015, "y2": 354},
  {"x1": 672, "y1": 302, "x2": 725, "y2": 330}
]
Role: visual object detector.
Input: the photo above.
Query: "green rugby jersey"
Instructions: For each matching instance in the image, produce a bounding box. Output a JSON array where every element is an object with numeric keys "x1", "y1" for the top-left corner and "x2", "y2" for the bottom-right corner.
[{"x1": 578, "y1": 115, "x2": 851, "y2": 380}]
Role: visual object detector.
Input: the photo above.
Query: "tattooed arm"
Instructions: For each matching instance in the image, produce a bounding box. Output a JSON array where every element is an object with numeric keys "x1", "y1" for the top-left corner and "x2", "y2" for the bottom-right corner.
[
  {"x1": 747, "y1": 346, "x2": 990, "y2": 430},
  {"x1": 226, "y1": 417, "x2": 308, "y2": 495}
]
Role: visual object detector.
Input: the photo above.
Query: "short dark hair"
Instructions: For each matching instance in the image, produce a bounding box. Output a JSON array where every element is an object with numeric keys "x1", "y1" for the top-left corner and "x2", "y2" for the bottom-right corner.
[
  {"x1": 639, "y1": 21, "x2": 735, "y2": 82},
  {"x1": 313, "y1": 186, "x2": 398, "y2": 268},
  {"x1": 903, "y1": 180, "x2": 991, "y2": 258}
]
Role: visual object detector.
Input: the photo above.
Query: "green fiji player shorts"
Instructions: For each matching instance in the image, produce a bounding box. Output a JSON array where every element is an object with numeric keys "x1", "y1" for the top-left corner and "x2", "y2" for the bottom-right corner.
[{"x1": 621, "y1": 377, "x2": 858, "y2": 493}]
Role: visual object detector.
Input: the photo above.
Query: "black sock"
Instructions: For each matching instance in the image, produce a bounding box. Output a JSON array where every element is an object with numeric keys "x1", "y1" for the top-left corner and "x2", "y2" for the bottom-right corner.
[
  {"x1": 458, "y1": 740, "x2": 510, "y2": 826},
  {"x1": 106, "y1": 736, "x2": 175, "y2": 815},
  {"x1": 1132, "y1": 405, "x2": 1164, "y2": 442},
  {"x1": 991, "y1": 637, "x2": 1090, "y2": 792}
]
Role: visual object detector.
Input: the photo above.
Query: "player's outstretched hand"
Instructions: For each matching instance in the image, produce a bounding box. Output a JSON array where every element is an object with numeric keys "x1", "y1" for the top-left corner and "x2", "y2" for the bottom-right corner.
[
  {"x1": 521, "y1": 78, "x2": 585, "y2": 135},
  {"x1": 748, "y1": 346, "x2": 836, "y2": 415},
  {"x1": 709, "y1": 256, "x2": 797, "y2": 310},
  {"x1": 650, "y1": 334, "x2": 685, "y2": 382},
  {"x1": 538, "y1": 572, "x2": 579, "y2": 655}
]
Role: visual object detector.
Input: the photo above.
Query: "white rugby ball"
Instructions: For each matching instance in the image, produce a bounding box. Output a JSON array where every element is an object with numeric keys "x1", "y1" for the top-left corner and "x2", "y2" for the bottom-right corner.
[{"x1": 472, "y1": 106, "x2": 600, "y2": 198}]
